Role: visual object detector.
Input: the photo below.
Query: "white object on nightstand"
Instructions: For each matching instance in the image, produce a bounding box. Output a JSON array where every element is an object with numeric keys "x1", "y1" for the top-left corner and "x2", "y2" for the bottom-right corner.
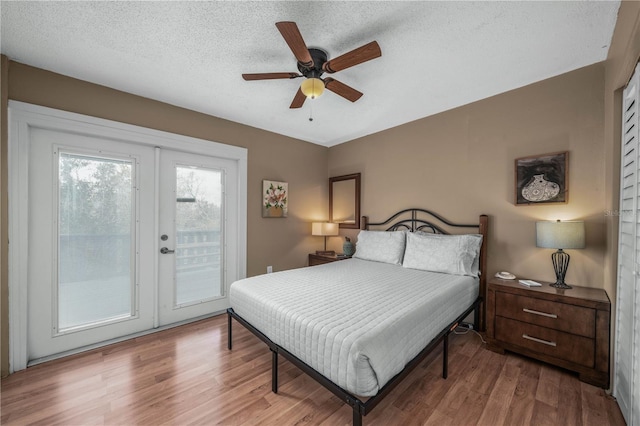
[
  {"x1": 519, "y1": 279, "x2": 542, "y2": 287},
  {"x1": 495, "y1": 271, "x2": 516, "y2": 280}
]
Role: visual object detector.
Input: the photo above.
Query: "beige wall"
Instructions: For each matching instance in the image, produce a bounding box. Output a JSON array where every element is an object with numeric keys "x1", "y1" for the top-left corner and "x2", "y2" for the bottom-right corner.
[
  {"x1": 0, "y1": 61, "x2": 329, "y2": 376},
  {"x1": 329, "y1": 63, "x2": 607, "y2": 288}
]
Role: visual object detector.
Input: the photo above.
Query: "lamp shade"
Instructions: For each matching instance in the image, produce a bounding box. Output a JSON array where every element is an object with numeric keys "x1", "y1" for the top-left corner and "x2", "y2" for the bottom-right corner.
[
  {"x1": 312, "y1": 222, "x2": 339, "y2": 237},
  {"x1": 536, "y1": 220, "x2": 585, "y2": 249},
  {"x1": 301, "y1": 78, "x2": 325, "y2": 99}
]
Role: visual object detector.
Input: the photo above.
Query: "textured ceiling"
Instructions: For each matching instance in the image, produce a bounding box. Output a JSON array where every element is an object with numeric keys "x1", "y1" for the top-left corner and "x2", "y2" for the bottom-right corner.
[{"x1": 1, "y1": 1, "x2": 620, "y2": 147}]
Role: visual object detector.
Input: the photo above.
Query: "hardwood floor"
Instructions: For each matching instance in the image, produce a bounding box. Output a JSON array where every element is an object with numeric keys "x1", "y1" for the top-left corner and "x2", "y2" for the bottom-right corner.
[{"x1": 1, "y1": 314, "x2": 625, "y2": 425}]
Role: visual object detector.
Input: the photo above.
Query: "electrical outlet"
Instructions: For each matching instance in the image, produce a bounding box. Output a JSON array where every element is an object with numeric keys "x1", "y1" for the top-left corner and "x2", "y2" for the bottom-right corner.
[{"x1": 267, "y1": 265, "x2": 273, "y2": 274}]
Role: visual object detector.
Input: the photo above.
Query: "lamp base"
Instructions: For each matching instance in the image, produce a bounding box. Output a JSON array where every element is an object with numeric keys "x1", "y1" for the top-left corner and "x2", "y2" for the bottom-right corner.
[
  {"x1": 549, "y1": 249, "x2": 572, "y2": 290},
  {"x1": 549, "y1": 281, "x2": 572, "y2": 289}
]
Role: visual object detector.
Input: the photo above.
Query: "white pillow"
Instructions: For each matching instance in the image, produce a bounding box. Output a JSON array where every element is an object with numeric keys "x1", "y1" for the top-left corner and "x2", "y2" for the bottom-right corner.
[
  {"x1": 353, "y1": 230, "x2": 406, "y2": 265},
  {"x1": 403, "y1": 232, "x2": 482, "y2": 277},
  {"x1": 414, "y1": 231, "x2": 483, "y2": 276}
]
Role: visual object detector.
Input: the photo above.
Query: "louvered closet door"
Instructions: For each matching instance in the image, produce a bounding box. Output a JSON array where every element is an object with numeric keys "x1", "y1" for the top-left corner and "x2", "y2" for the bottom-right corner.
[{"x1": 615, "y1": 62, "x2": 640, "y2": 426}]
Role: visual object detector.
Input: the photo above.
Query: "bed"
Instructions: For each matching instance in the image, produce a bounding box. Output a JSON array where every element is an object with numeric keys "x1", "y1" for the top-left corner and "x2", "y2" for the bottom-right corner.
[{"x1": 227, "y1": 208, "x2": 488, "y2": 425}]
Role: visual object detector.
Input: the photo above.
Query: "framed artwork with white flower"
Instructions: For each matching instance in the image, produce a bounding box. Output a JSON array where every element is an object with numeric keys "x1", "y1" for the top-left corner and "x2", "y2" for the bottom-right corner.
[
  {"x1": 262, "y1": 180, "x2": 288, "y2": 217},
  {"x1": 515, "y1": 151, "x2": 568, "y2": 205}
]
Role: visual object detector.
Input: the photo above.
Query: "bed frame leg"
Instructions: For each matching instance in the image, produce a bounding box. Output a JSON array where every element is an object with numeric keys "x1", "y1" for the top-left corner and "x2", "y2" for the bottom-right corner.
[
  {"x1": 443, "y1": 333, "x2": 449, "y2": 379},
  {"x1": 353, "y1": 407, "x2": 362, "y2": 426},
  {"x1": 271, "y1": 349, "x2": 279, "y2": 393},
  {"x1": 227, "y1": 311, "x2": 233, "y2": 350},
  {"x1": 474, "y1": 304, "x2": 480, "y2": 331}
]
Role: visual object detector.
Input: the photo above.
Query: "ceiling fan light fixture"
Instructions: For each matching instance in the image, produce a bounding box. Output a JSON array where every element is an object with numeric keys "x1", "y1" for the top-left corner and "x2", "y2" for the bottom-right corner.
[{"x1": 300, "y1": 77, "x2": 325, "y2": 99}]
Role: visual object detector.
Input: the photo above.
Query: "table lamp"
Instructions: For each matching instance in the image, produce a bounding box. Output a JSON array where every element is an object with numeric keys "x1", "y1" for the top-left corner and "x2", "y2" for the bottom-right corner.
[
  {"x1": 312, "y1": 222, "x2": 339, "y2": 255},
  {"x1": 536, "y1": 220, "x2": 585, "y2": 289}
]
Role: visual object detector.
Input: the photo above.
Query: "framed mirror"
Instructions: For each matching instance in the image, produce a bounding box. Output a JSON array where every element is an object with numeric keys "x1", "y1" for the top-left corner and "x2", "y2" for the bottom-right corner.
[{"x1": 329, "y1": 173, "x2": 361, "y2": 229}]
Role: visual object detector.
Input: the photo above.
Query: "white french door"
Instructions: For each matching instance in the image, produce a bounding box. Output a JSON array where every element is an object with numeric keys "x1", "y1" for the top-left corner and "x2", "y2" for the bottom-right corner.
[
  {"x1": 157, "y1": 150, "x2": 240, "y2": 325},
  {"x1": 27, "y1": 129, "x2": 156, "y2": 360},
  {"x1": 9, "y1": 102, "x2": 247, "y2": 370}
]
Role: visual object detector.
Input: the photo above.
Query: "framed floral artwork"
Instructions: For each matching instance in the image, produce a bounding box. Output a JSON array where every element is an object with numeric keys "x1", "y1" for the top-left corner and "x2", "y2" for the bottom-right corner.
[
  {"x1": 262, "y1": 180, "x2": 288, "y2": 217},
  {"x1": 515, "y1": 151, "x2": 568, "y2": 205}
]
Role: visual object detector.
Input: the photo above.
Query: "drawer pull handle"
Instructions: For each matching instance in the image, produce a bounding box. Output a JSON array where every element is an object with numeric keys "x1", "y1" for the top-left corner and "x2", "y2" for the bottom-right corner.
[
  {"x1": 522, "y1": 334, "x2": 557, "y2": 347},
  {"x1": 523, "y1": 308, "x2": 557, "y2": 319}
]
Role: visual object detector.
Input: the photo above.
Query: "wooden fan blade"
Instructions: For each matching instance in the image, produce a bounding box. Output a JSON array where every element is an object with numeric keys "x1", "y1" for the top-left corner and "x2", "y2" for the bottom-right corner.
[
  {"x1": 322, "y1": 41, "x2": 381, "y2": 74},
  {"x1": 324, "y1": 78, "x2": 363, "y2": 102},
  {"x1": 242, "y1": 73, "x2": 301, "y2": 81},
  {"x1": 290, "y1": 88, "x2": 306, "y2": 109},
  {"x1": 276, "y1": 22, "x2": 314, "y2": 67}
]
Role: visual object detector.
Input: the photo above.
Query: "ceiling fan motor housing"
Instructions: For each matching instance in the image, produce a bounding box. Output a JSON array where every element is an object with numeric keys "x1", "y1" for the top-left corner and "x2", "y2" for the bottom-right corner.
[{"x1": 297, "y1": 48, "x2": 328, "y2": 80}]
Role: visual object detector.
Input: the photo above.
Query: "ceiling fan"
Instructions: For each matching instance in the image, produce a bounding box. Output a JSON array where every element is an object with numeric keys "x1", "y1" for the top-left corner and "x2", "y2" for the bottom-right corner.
[{"x1": 242, "y1": 22, "x2": 382, "y2": 109}]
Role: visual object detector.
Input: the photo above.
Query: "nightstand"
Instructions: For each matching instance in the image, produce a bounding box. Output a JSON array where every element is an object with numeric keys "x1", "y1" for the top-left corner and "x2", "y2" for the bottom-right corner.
[
  {"x1": 308, "y1": 253, "x2": 350, "y2": 266},
  {"x1": 486, "y1": 277, "x2": 610, "y2": 388}
]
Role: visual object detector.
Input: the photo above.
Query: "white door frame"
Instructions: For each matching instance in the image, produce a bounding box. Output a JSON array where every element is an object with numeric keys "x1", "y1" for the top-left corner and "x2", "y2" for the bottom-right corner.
[{"x1": 8, "y1": 101, "x2": 247, "y2": 372}]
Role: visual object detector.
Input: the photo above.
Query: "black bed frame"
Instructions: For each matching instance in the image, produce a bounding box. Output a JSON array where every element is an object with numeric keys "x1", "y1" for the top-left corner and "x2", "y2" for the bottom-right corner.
[{"x1": 227, "y1": 209, "x2": 489, "y2": 425}]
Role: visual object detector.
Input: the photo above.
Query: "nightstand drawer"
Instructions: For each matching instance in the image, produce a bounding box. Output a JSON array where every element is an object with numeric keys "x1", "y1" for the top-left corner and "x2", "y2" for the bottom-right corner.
[
  {"x1": 496, "y1": 292, "x2": 595, "y2": 338},
  {"x1": 495, "y1": 317, "x2": 594, "y2": 368},
  {"x1": 310, "y1": 256, "x2": 335, "y2": 266},
  {"x1": 308, "y1": 253, "x2": 350, "y2": 266}
]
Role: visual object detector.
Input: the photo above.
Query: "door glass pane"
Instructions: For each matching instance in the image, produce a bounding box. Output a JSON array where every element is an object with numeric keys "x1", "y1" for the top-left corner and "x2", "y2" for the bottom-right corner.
[
  {"x1": 58, "y1": 153, "x2": 134, "y2": 331},
  {"x1": 175, "y1": 166, "x2": 222, "y2": 305}
]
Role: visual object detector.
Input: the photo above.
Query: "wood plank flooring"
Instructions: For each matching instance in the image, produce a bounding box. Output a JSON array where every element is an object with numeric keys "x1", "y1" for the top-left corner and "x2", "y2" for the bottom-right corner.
[{"x1": 1, "y1": 314, "x2": 625, "y2": 425}]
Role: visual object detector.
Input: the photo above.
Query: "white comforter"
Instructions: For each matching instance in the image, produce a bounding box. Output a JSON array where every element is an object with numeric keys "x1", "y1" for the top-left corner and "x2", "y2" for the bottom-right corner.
[{"x1": 229, "y1": 258, "x2": 478, "y2": 396}]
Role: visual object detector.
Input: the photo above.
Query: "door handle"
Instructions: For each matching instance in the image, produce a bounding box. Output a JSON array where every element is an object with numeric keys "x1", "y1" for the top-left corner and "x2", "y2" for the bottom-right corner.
[{"x1": 160, "y1": 247, "x2": 175, "y2": 254}]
